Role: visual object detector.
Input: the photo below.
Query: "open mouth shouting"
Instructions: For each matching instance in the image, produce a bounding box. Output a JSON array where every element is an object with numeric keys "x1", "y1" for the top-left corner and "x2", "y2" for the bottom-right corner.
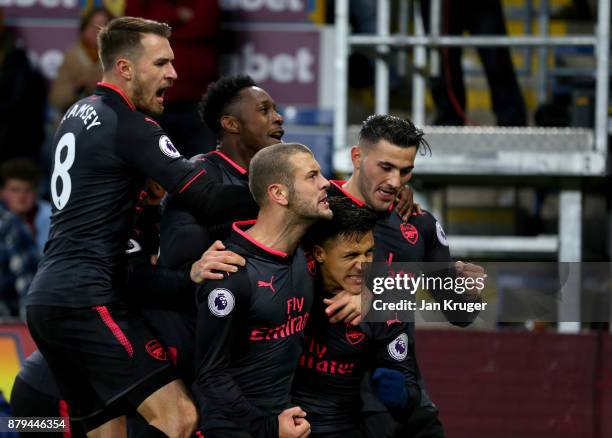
[
  {"x1": 376, "y1": 186, "x2": 397, "y2": 203},
  {"x1": 319, "y1": 194, "x2": 329, "y2": 209},
  {"x1": 155, "y1": 86, "x2": 169, "y2": 105},
  {"x1": 269, "y1": 129, "x2": 285, "y2": 142}
]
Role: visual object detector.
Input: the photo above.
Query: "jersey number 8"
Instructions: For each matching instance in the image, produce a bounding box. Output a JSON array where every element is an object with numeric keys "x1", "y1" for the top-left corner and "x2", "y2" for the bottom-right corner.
[{"x1": 51, "y1": 132, "x2": 76, "y2": 210}]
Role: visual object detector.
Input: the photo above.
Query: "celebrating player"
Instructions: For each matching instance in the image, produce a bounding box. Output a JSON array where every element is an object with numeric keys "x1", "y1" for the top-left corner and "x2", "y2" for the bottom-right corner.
[
  {"x1": 150, "y1": 75, "x2": 360, "y2": 387},
  {"x1": 25, "y1": 17, "x2": 260, "y2": 438},
  {"x1": 194, "y1": 143, "x2": 331, "y2": 437},
  {"x1": 328, "y1": 114, "x2": 484, "y2": 438},
  {"x1": 292, "y1": 196, "x2": 421, "y2": 438},
  {"x1": 159, "y1": 74, "x2": 284, "y2": 269}
]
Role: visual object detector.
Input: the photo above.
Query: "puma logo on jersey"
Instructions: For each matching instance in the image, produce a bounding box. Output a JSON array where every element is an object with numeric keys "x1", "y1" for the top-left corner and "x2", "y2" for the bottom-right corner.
[
  {"x1": 386, "y1": 311, "x2": 402, "y2": 326},
  {"x1": 258, "y1": 276, "x2": 276, "y2": 293}
]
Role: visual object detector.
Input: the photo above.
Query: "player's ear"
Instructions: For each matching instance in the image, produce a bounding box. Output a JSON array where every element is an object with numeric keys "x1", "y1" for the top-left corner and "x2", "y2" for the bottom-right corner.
[
  {"x1": 116, "y1": 58, "x2": 133, "y2": 80},
  {"x1": 267, "y1": 183, "x2": 289, "y2": 206},
  {"x1": 350, "y1": 145, "x2": 362, "y2": 170},
  {"x1": 313, "y1": 244, "x2": 326, "y2": 263},
  {"x1": 220, "y1": 115, "x2": 239, "y2": 135}
]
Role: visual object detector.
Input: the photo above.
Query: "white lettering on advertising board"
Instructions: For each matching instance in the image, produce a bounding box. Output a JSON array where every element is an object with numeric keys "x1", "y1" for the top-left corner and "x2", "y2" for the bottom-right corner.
[
  {"x1": 0, "y1": 0, "x2": 77, "y2": 7},
  {"x1": 222, "y1": 43, "x2": 314, "y2": 84},
  {"x1": 220, "y1": 0, "x2": 303, "y2": 12}
]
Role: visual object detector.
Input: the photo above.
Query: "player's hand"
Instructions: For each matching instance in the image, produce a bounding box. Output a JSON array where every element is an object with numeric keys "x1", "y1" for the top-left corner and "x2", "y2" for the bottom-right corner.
[
  {"x1": 455, "y1": 261, "x2": 486, "y2": 299},
  {"x1": 190, "y1": 240, "x2": 246, "y2": 283},
  {"x1": 324, "y1": 291, "x2": 362, "y2": 326},
  {"x1": 278, "y1": 406, "x2": 310, "y2": 438},
  {"x1": 293, "y1": 415, "x2": 310, "y2": 437},
  {"x1": 395, "y1": 186, "x2": 422, "y2": 222},
  {"x1": 371, "y1": 368, "x2": 408, "y2": 408}
]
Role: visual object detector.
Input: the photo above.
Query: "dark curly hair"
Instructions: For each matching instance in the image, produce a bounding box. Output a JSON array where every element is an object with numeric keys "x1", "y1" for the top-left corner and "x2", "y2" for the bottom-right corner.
[
  {"x1": 199, "y1": 75, "x2": 257, "y2": 136},
  {"x1": 359, "y1": 114, "x2": 431, "y2": 155},
  {"x1": 303, "y1": 196, "x2": 378, "y2": 249}
]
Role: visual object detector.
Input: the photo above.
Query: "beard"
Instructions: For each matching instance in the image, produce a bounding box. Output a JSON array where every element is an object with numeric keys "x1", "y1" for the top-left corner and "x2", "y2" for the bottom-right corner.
[
  {"x1": 357, "y1": 170, "x2": 395, "y2": 212},
  {"x1": 288, "y1": 188, "x2": 332, "y2": 221},
  {"x1": 132, "y1": 74, "x2": 162, "y2": 117},
  {"x1": 357, "y1": 172, "x2": 379, "y2": 211}
]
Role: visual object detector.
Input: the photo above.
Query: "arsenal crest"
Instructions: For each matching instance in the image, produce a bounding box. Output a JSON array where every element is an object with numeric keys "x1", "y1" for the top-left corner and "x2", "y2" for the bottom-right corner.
[
  {"x1": 400, "y1": 223, "x2": 419, "y2": 245},
  {"x1": 345, "y1": 325, "x2": 366, "y2": 346},
  {"x1": 145, "y1": 340, "x2": 168, "y2": 361},
  {"x1": 304, "y1": 250, "x2": 317, "y2": 276}
]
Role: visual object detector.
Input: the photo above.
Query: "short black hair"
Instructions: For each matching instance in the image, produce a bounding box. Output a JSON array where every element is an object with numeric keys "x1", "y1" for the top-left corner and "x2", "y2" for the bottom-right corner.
[
  {"x1": 200, "y1": 75, "x2": 257, "y2": 136},
  {"x1": 359, "y1": 114, "x2": 431, "y2": 155},
  {"x1": 304, "y1": 196, "x2": 378, "y2": 249}
]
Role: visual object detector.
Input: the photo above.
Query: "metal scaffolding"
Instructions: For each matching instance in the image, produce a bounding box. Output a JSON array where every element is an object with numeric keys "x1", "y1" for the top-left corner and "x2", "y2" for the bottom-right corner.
[
  {"x1": 335, "y1": 0, "x2": 609, "y2": 154},
  {"x1": 333, "y1": 0, "x2": 611, "y2": 331}
]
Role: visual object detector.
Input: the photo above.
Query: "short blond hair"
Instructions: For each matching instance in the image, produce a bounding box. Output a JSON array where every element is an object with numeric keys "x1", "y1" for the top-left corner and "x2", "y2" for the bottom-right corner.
[{"x1": 248, "y1": 143, "x2": 313, "y2": 206}]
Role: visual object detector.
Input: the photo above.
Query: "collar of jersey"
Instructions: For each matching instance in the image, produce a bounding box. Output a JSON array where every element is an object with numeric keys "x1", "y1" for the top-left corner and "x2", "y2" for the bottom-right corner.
[
  {"x1": 231, "y1": 220, "x2": 290, "y2": 261},
  {"x1": 209, "y1": 150, "x2": 248, "y2": 176},
  {"x1": 330, "y1": 179, "x2": 396, "y2": 213},
  {"x1": 329, "y1": 180, "x2": 365, "y2": 206},
  {"x1": 97, "y1": 82, "x2": 136, "y2": 111}
]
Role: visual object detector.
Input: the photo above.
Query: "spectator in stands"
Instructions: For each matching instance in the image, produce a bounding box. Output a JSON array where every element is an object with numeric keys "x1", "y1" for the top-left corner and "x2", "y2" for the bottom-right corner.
[
  {"x1": 49, "y1": 7, "x2": 112, "y2": 115},
  {"x1": 0, "y1": 202, "x2": 39, "y2": 319},
  {"x1": 0, "y1": 159, "x2": 52, "y2": 255},
  {"x1": 0, "y1": 7, "x2": 47, "y2": 163},
  {"x1": 423, "y1": 0, "x2": 527, "y2": 126},
  {"x1": 125, "y1": 0, "x2": 221, "y2": 157}
]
